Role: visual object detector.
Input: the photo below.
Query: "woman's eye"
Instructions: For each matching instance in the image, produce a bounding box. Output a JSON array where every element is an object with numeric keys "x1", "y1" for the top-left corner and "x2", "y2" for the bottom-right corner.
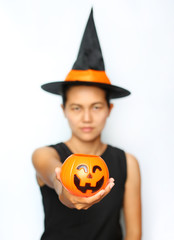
[
  {"x1": 93, "y1": 105, "x2": 101, "y2": 110},
  {"x1": 72, "y1": 107, "x2": 80, "y2": 111}
]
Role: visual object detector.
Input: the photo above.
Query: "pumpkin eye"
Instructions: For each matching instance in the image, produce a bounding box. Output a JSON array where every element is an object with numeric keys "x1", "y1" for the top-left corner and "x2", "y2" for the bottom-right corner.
[
  {"x1": 77, "y1": 164, "x2": 88, "y2": 173},
  {"x1": 92, "y1": 165, "x2": 102, "y2": 173}
]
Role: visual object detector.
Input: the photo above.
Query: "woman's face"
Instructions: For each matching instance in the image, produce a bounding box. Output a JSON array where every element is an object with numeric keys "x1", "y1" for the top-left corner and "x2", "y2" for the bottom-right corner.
[{"x1": 62, "y1": 85, "x2": 113, "y2": 142}]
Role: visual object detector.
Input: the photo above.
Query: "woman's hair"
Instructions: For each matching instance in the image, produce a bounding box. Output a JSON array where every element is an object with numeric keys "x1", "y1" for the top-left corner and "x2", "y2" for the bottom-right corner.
[{"x1": 62, "y1": 84, "x2": 111, "y2": 108}]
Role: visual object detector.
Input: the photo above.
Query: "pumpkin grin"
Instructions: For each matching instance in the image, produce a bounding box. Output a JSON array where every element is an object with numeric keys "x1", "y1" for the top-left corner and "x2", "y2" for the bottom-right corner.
[{"x1": 74, "y1": 174, "x2": 104, "y2": 193}]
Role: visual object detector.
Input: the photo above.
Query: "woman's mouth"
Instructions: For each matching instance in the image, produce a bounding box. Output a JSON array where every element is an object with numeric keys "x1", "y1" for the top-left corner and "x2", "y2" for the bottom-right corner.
[{"x1": 81, "y1": 127, "x2": 93, "y2": 133}]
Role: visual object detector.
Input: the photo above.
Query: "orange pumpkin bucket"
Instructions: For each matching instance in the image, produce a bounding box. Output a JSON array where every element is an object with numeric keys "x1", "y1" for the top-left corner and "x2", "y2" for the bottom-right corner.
[{"x1": 60, "y1": 154, "x2": 109, "y2": 197}]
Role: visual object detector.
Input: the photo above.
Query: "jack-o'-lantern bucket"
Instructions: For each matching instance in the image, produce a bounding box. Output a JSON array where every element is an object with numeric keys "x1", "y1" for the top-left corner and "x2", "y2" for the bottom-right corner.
[{"x1": 60, "y1": 154, "x2": 109, "y2": 197}]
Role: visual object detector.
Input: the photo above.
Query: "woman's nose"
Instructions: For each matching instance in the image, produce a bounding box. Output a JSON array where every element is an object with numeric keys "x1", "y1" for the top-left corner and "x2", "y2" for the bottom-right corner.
[{"x1": 82, "y1": 109, "x2": 92, "y2": 122}]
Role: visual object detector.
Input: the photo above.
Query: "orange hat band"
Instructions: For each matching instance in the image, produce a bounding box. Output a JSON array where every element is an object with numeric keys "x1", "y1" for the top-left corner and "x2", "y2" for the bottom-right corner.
[{"x1": 65, "y1": 69, "x2": 111, "y2": 85}]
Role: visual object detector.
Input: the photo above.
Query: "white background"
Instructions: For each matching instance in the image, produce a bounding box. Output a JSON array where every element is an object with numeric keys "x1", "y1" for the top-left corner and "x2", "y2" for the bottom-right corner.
[{"x1": 0, "y1": 0, "x2": 174, "y2": 239}]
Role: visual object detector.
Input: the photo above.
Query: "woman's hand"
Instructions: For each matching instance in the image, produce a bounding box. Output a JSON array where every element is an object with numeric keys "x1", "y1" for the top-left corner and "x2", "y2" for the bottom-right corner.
[{"x1": 55, "y1": 167, "x2": 115, "y2": 210}]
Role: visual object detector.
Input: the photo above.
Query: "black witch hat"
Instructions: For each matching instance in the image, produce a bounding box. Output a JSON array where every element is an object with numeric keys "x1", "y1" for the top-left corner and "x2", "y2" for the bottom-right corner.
[{"x1": 41, "y1": 9, "x2": 130, "y2": 98}]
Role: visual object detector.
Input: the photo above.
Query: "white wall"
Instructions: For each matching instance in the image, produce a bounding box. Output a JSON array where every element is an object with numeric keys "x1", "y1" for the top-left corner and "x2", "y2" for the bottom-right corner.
[{"x1": 0, "y1": 0, "x2": 174, "y2": 239}]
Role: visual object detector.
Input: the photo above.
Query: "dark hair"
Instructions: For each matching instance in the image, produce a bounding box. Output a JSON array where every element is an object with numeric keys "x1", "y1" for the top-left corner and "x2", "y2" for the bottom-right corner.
[{"x1": 62, "y1": 84, "x2": 111, "y2": 108}]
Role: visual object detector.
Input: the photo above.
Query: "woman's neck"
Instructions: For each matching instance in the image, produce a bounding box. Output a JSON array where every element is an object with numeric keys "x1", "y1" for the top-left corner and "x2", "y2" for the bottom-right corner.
[{"x1": 65, "y1": 136, "x2": 107, "y2": 156}]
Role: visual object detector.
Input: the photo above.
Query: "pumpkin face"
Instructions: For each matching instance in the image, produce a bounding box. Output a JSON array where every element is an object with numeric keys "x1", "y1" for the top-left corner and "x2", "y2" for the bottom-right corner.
[{"x1": 60, "y1": 154, "x2": 109, "y2": 197}]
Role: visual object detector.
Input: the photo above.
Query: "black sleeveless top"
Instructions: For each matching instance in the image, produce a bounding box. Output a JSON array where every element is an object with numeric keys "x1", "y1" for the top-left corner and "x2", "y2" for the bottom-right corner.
[{"x1": 40, "y1": 143, "x2": 127, "y2": 240}]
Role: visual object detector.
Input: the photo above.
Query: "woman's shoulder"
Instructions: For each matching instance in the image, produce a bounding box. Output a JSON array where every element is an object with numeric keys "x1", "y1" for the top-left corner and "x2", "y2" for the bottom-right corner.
[
  {"x1": 107, "y1": 145, "x2": 140, "y2": 174},
  {"x1": 106, "y1": 144, "x2": 127, "y2": 158},
  {"x1": 125, "y1": 152, "x2": 140, "y2": 169},
  {"x1": 32, "y1": 144, "x2": 61, "y2": 165},
  {"x1": 108, "y1": 145, "x2": 139, "y2": 163},
  {"x1": 107, "y1": 144, "x2": 125, "y2": 152},
  {"x1": 32, "y1": 144, "x2": 61, "y2": 156},
  {"x1": 124, "y1": 152, "x2": 141, "y2": 185}
]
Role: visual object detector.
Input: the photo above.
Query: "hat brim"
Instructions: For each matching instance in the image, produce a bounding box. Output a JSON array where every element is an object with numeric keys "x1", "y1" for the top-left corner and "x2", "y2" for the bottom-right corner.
[{"x1": 41, "y1": 81, "x2": 131, "y2": 99}]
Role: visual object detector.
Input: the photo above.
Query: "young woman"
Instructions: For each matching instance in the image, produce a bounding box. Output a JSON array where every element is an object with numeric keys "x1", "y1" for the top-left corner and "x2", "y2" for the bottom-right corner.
[{"x1": 32, "y1": 10, "x2": 141, "y2": 240}]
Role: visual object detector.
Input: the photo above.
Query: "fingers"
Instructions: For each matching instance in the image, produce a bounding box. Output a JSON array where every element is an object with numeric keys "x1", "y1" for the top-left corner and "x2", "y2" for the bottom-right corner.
[
  {"x1": 108, "y1": 177, "x2": 115, "y2": 184},
  {"x1": 100, "y1": 179, "x2": 115, "y2": 199},
  {"x1": 106, "y1": 177, "x2": 115, "y2": 191},
  {"x1": 77, "y1": 178, "x2": 115, "y2": 208}
]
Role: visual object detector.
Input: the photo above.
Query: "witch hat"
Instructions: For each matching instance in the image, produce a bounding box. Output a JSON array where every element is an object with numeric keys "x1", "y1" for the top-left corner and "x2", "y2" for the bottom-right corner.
[{"x1": 41, "y1": 9, "x2": 130, "y2": 98}]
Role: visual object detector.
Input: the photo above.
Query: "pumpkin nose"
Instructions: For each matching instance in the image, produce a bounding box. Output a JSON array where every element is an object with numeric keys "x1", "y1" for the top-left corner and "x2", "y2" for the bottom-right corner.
[{"x1": 87, "y1": 173, "x2": 92, "y2": 178}]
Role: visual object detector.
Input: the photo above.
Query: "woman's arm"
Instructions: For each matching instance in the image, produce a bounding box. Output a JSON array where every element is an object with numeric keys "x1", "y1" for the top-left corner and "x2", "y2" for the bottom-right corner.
[
  {"x1": 32, "y1": 147, "x2": 62, "y2": 188},
  {"x1": 32, "y1": 147, "x2": 115, "y2": 210},
  {"x1": 123, "y1": 153, "x2": 142, "y2": 240}
]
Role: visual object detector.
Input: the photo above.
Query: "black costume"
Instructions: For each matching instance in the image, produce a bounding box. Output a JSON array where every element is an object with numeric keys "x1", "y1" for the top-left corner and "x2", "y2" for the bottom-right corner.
[{"x1": 40, "y1": 142, "x2": 127, "y2": 240}]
